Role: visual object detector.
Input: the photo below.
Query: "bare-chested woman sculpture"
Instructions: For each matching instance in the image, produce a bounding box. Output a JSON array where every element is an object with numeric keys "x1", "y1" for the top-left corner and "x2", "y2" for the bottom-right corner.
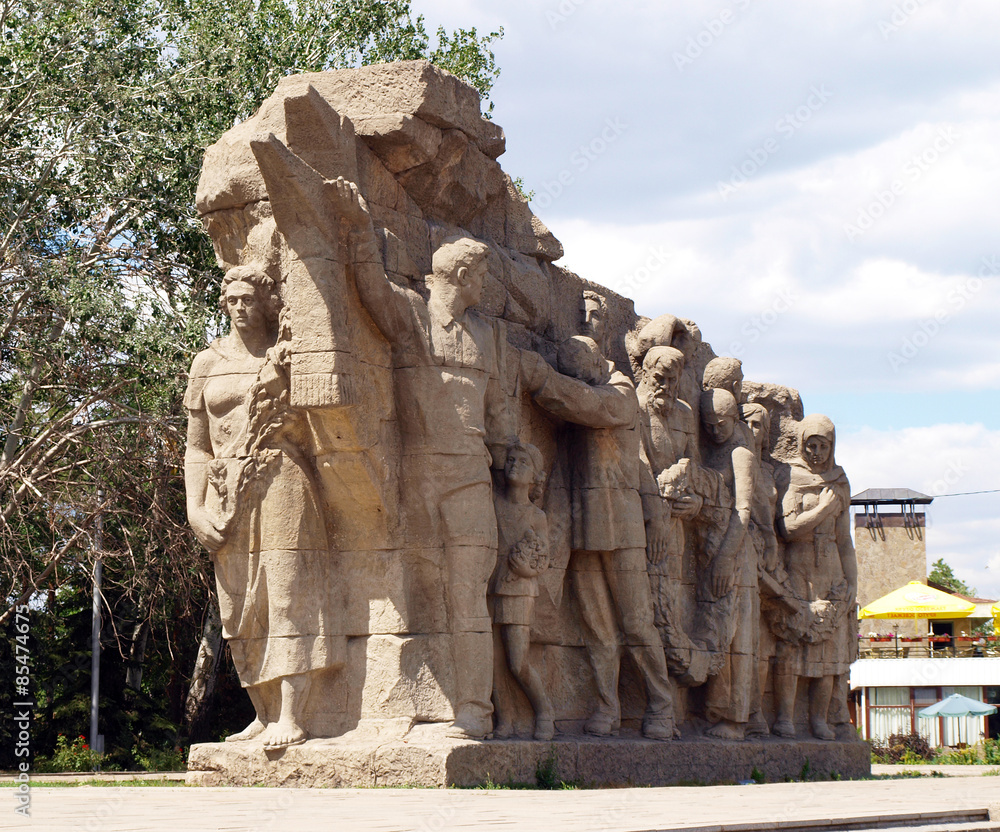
[{"x1": 184, "y1": 264, "x2": 342, "y2": 750}]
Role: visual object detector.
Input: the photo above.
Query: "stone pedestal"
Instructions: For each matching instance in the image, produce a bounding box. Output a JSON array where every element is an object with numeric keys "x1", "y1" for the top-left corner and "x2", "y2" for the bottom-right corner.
[{"x1": 187, "y1": 724, "x2": 870, "y2": 788}]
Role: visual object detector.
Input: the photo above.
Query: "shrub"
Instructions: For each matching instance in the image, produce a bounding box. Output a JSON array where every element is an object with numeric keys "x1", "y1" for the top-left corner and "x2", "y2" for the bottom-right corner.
[
  {"x1": 34, "y1": 734, "x2": 103, "y2": 773},
  {"x1": 870, "y1": 732, "x2": 932, "y2": 763},
  {"x1": 984, "y1": 739, "x2": 1000, "y2": 765},
  {"x1": 933, "y1": 746, "x2": 982, "y2": 765},
  {"x1": 133, "y1": 740, "x2": 187, "y2": 772}
]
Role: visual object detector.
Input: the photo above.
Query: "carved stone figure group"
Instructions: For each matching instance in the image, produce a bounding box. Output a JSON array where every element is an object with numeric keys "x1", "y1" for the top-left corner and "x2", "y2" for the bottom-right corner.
[
  {"x1": 184, "y1": 55, "x2": 859, "y2": 757},
  {"x1": 185, "y1": 180, "x2": 856, "y2": 749}
]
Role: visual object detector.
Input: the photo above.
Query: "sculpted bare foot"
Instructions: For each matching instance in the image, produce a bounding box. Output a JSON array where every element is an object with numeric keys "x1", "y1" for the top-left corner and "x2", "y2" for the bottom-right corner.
[
  {"x1": 705, "y1": 720, "x2": 745, "y2": 741},
  {"x1": 446, "y1": 715, "x2": 492, "y2": 740},
  {"x1": 260, "y1": 720, "x2": 307, "y2": 750},
  {"x1": 226, "y1": 718, "x2": 266, "y2": 742},
  {"x1": 772, "y1": 719, "x2": 796, "y2": 738}
]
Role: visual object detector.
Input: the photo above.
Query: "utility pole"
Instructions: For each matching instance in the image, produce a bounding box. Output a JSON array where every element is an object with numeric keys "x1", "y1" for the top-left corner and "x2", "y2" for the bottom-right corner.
[{"x1": 90, "y1": 487, "x2": 104, "y2": 766}]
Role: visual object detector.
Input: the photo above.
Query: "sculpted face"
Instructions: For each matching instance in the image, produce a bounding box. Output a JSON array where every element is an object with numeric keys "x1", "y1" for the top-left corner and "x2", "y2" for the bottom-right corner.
[
  {"x1": 803, "y1": 435, "x2": 832, "y2": 470},
  {"x1": 646, "y1": 356, "x2": 681, "y2": 413},
  {"x1": 457, "y1": 255, "x2": 487, "y2": 308},
  {"x1": 225, "y1": 281, "x2": 265, "y2": 334},
  {"x1": 744, "y1": 410, "x2": 766, "y2": 455},
  {"x1": 581, "y1": 298, "x2": 605, "y2": 343},
  {"x1": 702, "y1": 408, "x2": 736, "y2": 445},
  {"x1": 505, "y1": 446, "x2": 536, "y2": 489}
]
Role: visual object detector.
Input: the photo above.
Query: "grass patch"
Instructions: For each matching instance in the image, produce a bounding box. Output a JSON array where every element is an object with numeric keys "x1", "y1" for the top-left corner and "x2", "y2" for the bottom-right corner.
[{"x1": 0, "y1": 778, "x2": 186, "y2": 788}]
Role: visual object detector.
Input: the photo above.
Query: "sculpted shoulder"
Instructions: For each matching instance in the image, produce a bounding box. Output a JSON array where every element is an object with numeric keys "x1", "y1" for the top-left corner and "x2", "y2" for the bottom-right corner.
[
  {"x1": 670, "y1": 398, "x2": 696, "y2": 431},
  {"x1": 608, "y1": 367, "x2": 637, "y2": 393},
  {"x1": 187, "y1": 340, "x2": 226, "y2": 380}
]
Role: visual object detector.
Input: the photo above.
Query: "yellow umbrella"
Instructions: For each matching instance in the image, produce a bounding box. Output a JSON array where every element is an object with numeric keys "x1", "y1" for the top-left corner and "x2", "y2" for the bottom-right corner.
[{"x1": 860, "y1": 581, "x2": 976, "y2": 620}]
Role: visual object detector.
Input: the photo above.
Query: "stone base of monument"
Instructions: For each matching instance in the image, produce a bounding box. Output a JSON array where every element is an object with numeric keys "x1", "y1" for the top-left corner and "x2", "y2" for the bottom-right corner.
[{"x1": 187, "y1": 722, "x2": 870, "y2": 788}]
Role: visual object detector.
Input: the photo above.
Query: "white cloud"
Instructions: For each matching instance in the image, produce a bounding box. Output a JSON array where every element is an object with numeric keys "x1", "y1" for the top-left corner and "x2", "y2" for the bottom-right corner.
[
  {"x1": 839, "y1": 423, "x2": 1000, "y2": 599},
  {"x1": 407, "y1": 0, "x2": 1000, "y2": 593}
]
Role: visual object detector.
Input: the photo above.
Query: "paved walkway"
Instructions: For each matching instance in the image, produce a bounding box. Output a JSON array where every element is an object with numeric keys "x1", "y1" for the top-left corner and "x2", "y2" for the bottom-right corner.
[{"x1": 4, "y1": 772, "x2": 1000, "y2": 832}]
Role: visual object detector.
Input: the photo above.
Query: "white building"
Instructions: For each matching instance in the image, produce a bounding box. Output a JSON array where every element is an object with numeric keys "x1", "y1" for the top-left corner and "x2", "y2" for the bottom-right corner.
[{"x1": 851, "y1": 657, "x2": 1000, "y2": 746}]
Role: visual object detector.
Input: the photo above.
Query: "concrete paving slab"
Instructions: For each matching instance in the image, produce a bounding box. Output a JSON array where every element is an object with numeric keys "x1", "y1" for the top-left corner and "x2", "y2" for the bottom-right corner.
[{"x1": 4, "y1": 771, "x2": 1000, "y2": 832}]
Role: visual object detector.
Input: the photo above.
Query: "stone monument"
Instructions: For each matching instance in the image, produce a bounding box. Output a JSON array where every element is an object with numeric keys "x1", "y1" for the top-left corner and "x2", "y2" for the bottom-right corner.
[{"x1": 185, "y1": 61, "x2": 868, "y2": 787}]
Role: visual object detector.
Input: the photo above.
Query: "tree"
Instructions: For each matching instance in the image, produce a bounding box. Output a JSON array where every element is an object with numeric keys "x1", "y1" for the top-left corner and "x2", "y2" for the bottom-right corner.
[
  {"x1": 928, "y1": 558, "x2": 976, "y2": 597},
  {"x1": 1, "y1": 0, "x2": 502, "y2": 763}
]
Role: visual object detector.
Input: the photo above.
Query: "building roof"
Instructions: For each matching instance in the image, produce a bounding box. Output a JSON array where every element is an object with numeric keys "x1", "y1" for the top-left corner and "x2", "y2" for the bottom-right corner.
[
  {"x1": 850, "y1": 656, "x2": 1000, "y2": 689},
  {"x1": 927, "y1": 581, "x2": 996, "y2": 605},
  {"x1": 851, "y1": 488, "x2": 934, "y2": 506}
]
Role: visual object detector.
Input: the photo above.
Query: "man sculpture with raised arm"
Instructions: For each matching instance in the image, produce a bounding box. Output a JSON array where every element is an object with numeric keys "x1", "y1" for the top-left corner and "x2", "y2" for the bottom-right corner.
[{"x1": 333, "y1": 178, "x2": 510, "y2": 740}]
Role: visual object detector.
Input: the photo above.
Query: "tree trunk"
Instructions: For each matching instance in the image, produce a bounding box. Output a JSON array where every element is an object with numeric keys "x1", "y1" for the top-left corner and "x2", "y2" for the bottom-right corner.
[
  {"x1": 183, "y1": 599, "x2": 223, "y2": 740},
  {"x1": 125, "y1": 618, "x2": 150, "y2": 691}
]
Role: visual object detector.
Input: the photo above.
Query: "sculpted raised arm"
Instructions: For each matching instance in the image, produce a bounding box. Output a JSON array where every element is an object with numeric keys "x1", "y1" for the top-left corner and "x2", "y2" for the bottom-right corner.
[{"x1": 330, "y1": 177, "x2": 413, "y2": 342}]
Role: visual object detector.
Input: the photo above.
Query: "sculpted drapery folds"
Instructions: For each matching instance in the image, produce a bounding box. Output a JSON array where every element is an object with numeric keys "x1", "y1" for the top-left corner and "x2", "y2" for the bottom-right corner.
[
  {"x1": 697, "y1": 388, "x2": 759, "y2": 741},
  {"x1": 520, "y1": 335, "x2": 675, "y2": 740},
  {"x1": 184, "y1": 264, "x2": 344, "y2": 751},
  {"x1": 339, "y1": 179, "x2": 513, "y2": 740},
  {"x1": 184, "y1": 67, "x2": 861, "y2": 767},
  {"x1": 634, "y1": 345, "x2": 704, "y2": 677},
  {"x1": 772, "y1": 414, "x2": 856, "y2": 741},
  {"x1": 739, "y1": 401, "x2": 787, "y2": 737}
]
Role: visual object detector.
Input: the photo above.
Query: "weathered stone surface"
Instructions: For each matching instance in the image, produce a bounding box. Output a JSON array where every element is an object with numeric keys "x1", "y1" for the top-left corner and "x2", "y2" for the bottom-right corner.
[
  {"x1": 185, "y1": 60, "x2": 865, "y2": 782},
  {"x1": 352, "y1": 112, "x2": 443, "y2": 173},
  {"x1": 187, "y1": 735, "x2": 869, "y2": 788}
]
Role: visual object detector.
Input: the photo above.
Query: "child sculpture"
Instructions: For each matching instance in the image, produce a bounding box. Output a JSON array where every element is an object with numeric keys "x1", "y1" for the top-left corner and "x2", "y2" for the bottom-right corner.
[{"x1": 491, "y1": 439, "x2": 555, "y2": 741}]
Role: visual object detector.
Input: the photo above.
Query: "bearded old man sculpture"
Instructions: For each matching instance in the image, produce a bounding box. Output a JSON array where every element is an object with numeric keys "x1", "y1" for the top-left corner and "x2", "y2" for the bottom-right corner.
[{"x1": 184, "y1": 61, "x2": 867, "y2": 787}]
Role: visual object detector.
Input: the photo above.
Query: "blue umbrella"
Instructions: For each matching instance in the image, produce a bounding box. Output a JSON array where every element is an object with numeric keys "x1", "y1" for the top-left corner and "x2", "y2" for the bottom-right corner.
[{"x1": 918, "y1": 692, "x2": 997, "y2": 718}]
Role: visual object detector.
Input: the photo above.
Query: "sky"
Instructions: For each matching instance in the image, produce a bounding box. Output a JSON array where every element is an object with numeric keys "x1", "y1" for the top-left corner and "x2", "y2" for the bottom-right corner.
[{"x1": 412, "y1": 0, "x2": 1000, "y2": 599}]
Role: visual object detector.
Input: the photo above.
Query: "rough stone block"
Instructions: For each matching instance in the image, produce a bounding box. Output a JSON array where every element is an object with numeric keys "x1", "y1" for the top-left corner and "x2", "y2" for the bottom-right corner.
[{"x1": 187, "y1": 735, "x2": 870, "y2": 788}]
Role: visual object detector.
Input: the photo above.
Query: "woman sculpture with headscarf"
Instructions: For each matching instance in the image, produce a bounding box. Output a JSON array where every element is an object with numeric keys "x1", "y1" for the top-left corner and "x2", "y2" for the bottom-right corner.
[{"x1": 772, "y1": 414, "x2": 856, "y2": 740}]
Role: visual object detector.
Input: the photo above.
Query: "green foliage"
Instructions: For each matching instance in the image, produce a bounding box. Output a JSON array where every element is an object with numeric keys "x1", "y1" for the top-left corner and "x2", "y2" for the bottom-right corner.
[
  {"x1": 512, "y1": 177, "x2": 536, "y2": 202},
  {"x1": 132, "y1": 739, "x2": 187, "y2": 772},
  {"x1": 1, "y1": 0, "x2": 502, "y2": 767},
  {"x1": 928, "y1": 558, "x2": 976, "y2": 596},
  {"x1": 532, "y1": 747, "x2": 578, "y2": 789},
  {"x1": 35, "y1": 734, "x2": 104, "y2": 773},
  {"x1": 750, "y1": 766, "x2": 765, "y2": 784},
  {"x1": 932, "y1": 745, "x2": 982, "y2": 765},
  {"x1": 984, "y1": 738, "x2": 1000, "y2": 765},
  {"x1": 870, "y1": 732, "x2": 933, "y2": 764}
]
